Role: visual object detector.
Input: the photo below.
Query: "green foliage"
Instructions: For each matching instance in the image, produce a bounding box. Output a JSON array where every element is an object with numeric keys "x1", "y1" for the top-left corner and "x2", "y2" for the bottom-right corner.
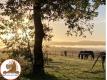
[
  {"x1": 10, "y1": 48, "x2": 33, "y2": 76},
  {"x1": 43, "y1": 24, "x2": 53, "y2": 41},
  {"x1": 0, "y1": 48, "x2": 33, "y2": 76},
  {"x1": 0, "y1": 15, "x2": 34, "y2": 49},
  {"x1": 11, "y1": 48, "x2": 33, "y2": 61},
  {"x1": 0, "y1": 0, "x2": 105, "y2": 37}
]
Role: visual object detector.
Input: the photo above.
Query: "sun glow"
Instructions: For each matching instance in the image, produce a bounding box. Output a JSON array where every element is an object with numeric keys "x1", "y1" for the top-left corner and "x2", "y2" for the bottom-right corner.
[
  {"x1": 17, "y1": 28, "x2": 31, "y2": 38},
  {"x1": 17, "y1": 28, "x2": 23, "y2": 34},
  {"x1": 24, "y1": 18, "x2": 29, "y2": 23}
]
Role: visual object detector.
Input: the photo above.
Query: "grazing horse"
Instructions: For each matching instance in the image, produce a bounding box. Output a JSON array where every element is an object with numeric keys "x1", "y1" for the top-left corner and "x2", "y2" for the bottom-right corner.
[{"x1": 78, "y1": 51, "x2": 94, "y2": 60}]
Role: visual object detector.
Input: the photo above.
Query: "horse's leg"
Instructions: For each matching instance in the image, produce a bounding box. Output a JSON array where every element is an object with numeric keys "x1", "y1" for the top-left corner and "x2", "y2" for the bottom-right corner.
[
  {"x1": 86, "y1": 54, "x2": 88, "y2": 60},
  {"x1": 83, "y1": 54, "x2": 85, "y2": 59},
  {"x1": 84, "y1": 55, "x2": 86, "y2": 60},
  {"x1": 92, "y1": 53, "x2": 95, "y2": 60},
  {"x1": 81, "y1": 54, "x2": 83, "y2": 59},
  {"x1": 84, "y1": 53, "x2": 87, "y2": 60}
]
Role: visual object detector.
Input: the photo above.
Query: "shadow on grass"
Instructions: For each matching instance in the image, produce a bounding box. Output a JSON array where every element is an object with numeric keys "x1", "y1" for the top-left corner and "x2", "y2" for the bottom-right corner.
[
  {"x1": 24, "y1": 73, "x2": 60, "y2": 80},
  {"x1": 45, "y1": 61, "x2": 63, "y2": 69},
  {"x1": 49, "y1": 61, "x2": 63, "y2": 65}
]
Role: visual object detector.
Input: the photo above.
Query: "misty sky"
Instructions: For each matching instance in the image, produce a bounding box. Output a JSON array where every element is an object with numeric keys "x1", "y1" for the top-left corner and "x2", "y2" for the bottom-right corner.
[{"x1": 49, "y1": 5, "x2": 106, "y2": 42}]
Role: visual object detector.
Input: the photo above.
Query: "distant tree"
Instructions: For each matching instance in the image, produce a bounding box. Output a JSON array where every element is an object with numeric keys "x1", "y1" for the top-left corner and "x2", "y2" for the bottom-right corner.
[{"x1": 0, "y1": 0, "x2": 105, "y2": 75}]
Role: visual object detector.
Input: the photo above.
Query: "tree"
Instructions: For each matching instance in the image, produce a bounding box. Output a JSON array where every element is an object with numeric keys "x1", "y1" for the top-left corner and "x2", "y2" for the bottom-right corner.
[
  {"x1": 0, "y1": 0, "x2": 105, "y2": 75},
  {"x1": 0, "y1": 15, "x2": 33, "y2": 56},
  {"x1": 0, "y1": 12, "x2": 52, "y2": 63}
]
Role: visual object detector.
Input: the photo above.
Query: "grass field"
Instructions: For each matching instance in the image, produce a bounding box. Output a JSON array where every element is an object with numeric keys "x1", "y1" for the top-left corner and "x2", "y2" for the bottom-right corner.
[
  {"x1": 44, "y1": 55, "x2": 105, "y2": 80},
  {"x1": 0, "y1": 54, "x2": 105, "y2": 80}
]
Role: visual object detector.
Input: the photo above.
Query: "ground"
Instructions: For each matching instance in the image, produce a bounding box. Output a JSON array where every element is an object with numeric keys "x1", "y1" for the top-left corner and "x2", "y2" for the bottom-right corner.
[
  {"x1": 44, "y1": 55, "x2": 105, "y2": 80},
  {"x1": 0, "y1": 55, "x2": 105, "y2": 80}
]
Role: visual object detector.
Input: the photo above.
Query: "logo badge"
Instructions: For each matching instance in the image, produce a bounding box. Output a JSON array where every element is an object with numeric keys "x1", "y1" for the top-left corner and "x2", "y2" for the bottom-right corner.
[{"x1": 0, "y1": 59, "x2": 21, "y2": 80}]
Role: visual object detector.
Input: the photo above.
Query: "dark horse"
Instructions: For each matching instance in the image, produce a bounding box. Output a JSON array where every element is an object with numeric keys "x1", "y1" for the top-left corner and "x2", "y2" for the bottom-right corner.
[{"x1": 78, "y1": 51, "x2": 94, "y2": 60}]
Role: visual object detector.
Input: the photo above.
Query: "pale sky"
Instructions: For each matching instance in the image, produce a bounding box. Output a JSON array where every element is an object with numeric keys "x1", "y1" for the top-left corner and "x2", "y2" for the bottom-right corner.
[{"x1": 49, "y1": 5, "x2": 106, "y2": 42}]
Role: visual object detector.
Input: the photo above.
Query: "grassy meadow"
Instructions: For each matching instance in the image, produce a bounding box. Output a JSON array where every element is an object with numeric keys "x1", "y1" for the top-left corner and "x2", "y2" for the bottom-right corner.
[
  {"x1": 44, "y1": 55, "x2": 105, "y2": 80},
  {"x1": 0, "y1": 47, "x2": 105, "y2": 80}
]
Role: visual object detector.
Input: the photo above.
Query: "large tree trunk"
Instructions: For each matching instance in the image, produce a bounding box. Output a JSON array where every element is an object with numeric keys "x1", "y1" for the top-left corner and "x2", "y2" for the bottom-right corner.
[{"x1": 33, "y1": 2, "x2": 45, "y2": 75}]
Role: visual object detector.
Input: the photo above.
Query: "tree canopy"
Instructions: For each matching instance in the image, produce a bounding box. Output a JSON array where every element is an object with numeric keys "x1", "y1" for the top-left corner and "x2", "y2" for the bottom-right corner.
[{"x1": 0, "y1": 0, "x2": 105, "y2": 37}]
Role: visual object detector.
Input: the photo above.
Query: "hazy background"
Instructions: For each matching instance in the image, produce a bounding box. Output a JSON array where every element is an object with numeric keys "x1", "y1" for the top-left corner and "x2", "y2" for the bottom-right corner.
[{"x1": 48, "y1": 5, "x2": 106, "y2": 42}]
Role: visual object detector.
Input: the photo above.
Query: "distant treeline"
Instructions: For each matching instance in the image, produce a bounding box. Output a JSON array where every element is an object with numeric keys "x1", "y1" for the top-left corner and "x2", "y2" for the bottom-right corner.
[{"x1": 47, "y1": 41, "x2": 105, "y2": 46}]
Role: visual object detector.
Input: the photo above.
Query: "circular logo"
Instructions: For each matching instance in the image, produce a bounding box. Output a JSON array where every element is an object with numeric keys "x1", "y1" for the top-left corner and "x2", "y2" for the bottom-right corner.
[{"x1": 0, "y1": 59, "x2": 21, "y2": 80}]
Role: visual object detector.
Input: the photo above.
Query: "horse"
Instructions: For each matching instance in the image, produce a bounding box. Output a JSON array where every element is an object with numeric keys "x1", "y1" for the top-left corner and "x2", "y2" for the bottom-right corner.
[{"x1": 78, "y1": 51, "x2": 95, "y2": 60}]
